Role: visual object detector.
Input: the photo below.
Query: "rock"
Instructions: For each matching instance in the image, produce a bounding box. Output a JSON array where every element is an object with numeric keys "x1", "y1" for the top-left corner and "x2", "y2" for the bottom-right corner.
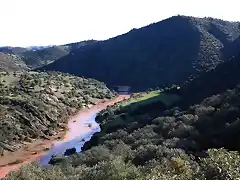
[{"x1": 64, "y1": 147, "x2": 76, "y2": 156}]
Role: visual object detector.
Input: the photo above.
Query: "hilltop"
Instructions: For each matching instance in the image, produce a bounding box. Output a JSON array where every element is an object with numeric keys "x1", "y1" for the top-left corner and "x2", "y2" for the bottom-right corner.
[
  {"x1": 40, "y1": 16, "x2": 240, "y2": 91},
  {"x1": 0, "y1": 71, "x2": 115, "y2": 154}
]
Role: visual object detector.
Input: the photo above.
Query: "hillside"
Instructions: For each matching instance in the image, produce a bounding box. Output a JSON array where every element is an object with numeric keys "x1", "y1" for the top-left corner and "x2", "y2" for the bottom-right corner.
[
  {"x1": 0, "y1": 53, "x2": 29, "y2": 72},
  {"x1": 180, "y1": 37, "x2": 240, "y2": 106},
  {"x1": 0, "y1": 47, "x2": 28, "y2": 55},
  {"x1": 2, "y1": 15, "x2": 240, "y2": 179},
  {"x1": 5, "y1": 31, "x2": 240, "y2": 178},
  {"x1": 0, "y1": 40, "x2": 96, "y2": 72},
  {"x1": 20, "y1": 46, "x2": 69, "y2": 69},
  {"x1": 0, "y1": 71, "x2": 115, "y2": 154},
  {"x1": 6, "y1": 86, "x2": 240, "y2": 179},
  {"x1": 21, "y1": 40, "x2": 97, "y2": 69},
  {"x1": 40, "y1": 16, "x2": 240, "y2": 91}
]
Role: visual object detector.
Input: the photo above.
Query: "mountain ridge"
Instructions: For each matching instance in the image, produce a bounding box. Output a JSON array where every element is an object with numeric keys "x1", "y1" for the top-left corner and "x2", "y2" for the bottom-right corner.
[
  {"x1": 39, "y1": 16, "x2": 240, "y2": 91},
  {"x1": 0, "y1": 40, "x2": 97, "y2": 71}
]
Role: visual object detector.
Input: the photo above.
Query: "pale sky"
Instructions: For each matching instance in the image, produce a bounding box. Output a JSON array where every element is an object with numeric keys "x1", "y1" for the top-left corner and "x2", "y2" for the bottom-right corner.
[{"x1": 0, "y1": 0, "x2": 239, "y2": 47}]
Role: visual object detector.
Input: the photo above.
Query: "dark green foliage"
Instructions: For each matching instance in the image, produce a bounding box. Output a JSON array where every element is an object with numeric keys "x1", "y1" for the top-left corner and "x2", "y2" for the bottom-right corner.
[
  {"x1": 40, "y1": 16, "x2": 240, "y2": 91},
  {"x1": 12, "y1": 85, "x2": 240, "y2": 179},
  {"x1": 180, "y1": 52, "x2": 240, "y2": 106}
]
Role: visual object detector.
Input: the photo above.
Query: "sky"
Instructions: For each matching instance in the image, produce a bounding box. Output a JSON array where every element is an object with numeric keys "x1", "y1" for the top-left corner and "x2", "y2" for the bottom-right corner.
[{"x1": 0, "y1": 0, "x2": 239, "y2": 47}]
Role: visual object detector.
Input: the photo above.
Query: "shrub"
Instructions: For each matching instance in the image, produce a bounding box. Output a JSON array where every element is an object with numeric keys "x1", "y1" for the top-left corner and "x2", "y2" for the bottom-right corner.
[{"x1": 200, "y1": 148, "x2": 240, "y2": 180}]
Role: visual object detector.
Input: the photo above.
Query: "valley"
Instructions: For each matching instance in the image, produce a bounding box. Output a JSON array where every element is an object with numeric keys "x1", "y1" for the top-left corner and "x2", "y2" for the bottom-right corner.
[{"x1": 1, "y1": 15, "x2": 240, "y2": 180}]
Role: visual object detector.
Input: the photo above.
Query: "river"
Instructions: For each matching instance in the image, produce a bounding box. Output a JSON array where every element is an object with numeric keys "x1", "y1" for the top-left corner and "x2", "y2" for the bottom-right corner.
[{"x1": 0, "y1": 95, "x2": 129, "y2": 178}]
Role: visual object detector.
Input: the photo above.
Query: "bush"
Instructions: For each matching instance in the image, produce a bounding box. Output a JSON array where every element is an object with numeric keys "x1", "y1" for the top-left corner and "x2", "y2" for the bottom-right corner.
[{"x1": 200, "y1": 148, "x2": 240, "y2": 180}]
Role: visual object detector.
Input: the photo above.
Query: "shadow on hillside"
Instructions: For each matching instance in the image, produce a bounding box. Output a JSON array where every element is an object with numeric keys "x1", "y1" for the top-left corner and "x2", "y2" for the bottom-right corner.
[
  {"x1": 180, "y1": 53, "x2": 240, "y2": 107},
  {"x1": 38, "y1": 16, "x2": 202, "y2": 91}
]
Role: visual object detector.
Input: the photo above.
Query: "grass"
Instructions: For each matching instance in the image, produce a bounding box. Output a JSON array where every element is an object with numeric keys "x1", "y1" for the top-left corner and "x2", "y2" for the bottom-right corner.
[
  {"x1": 121, "y1": 90, "x2": 161, "y2": 107},
  {"x1": 121, "y1": 90, "x2": 180, "y2": 110}
]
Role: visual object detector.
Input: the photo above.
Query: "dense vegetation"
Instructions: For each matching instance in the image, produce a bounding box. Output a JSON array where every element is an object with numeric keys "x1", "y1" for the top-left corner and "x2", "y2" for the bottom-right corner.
[
  {"x1": 5, "y1": 46, "x2": 240, "y2": 179},
  {"x1": 5, "y1": 85, "x2": 240, "y2": 179},
  {"x1": 0, "y1": 71, "x2": 115, "y2": 154},
  {"x1": 40, "y1": 16, "x2": 240, "y2": 91},
  {"x1": 181, "y1": 49, "x2": 240, "y2": 106}
]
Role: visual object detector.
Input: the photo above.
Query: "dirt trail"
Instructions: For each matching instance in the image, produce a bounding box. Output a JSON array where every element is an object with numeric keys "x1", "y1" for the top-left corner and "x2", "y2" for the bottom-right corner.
[{"x1": 0, "y1": 95, "x2": 129, "y2": 179}]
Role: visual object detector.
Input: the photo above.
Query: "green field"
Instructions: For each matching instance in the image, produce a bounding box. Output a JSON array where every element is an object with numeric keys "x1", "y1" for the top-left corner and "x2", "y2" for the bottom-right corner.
[
  {"x1": 121, "y1": 90, "x2": 180, "y2": 109},
  {"x1": 121, "y1": 90, "x2": 161, "y2": 106}
]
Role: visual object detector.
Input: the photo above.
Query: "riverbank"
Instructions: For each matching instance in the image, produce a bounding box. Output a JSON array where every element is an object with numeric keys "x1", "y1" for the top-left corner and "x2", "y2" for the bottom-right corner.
[{"x1": 0, "y1": 95, "x2": 129, "y2": 179}]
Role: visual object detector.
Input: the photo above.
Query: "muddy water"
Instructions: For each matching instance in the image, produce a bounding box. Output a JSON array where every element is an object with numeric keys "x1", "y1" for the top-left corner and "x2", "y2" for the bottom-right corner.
[{"x1": 0, "y1": 95, "x2": 129, "y2": 178}]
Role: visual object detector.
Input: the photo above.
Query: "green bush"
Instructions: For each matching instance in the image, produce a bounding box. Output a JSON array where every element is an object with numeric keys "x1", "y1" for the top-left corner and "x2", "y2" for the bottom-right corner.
[{"x1": 200, "y1": 148, "x2": 240, "y2": 180}]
